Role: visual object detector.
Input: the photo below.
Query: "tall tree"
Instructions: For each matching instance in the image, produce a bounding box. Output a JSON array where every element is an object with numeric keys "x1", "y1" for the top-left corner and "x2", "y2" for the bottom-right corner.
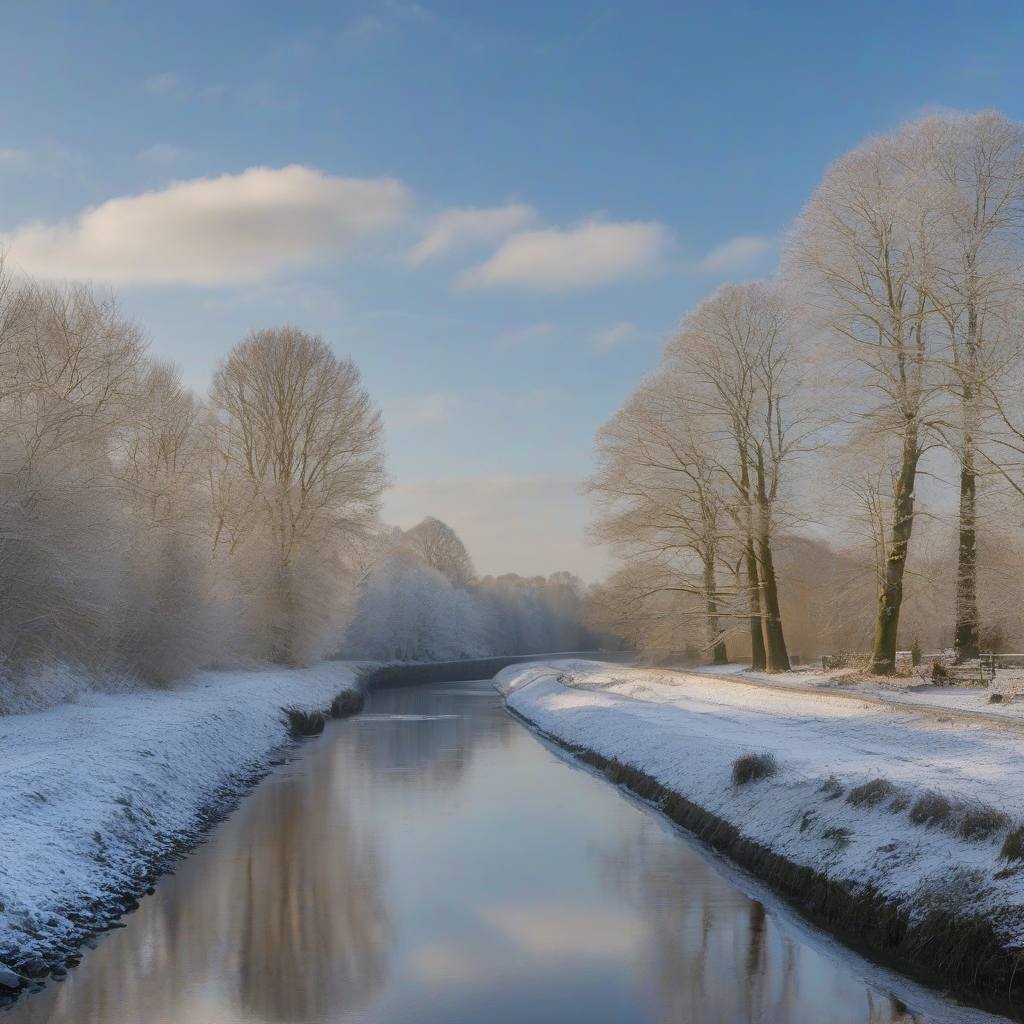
[
  {"x1": 787, "y1": 125, "x2": 944, "y2": 674},
  {"x1": 587, "y1": 370, "x2": 732, "y2": 664},
  {"x1": 667, "y1": 282, "x2": 798, "y2": 672},
  {"x1": 208, "y1": 326, "x2": 388, "y2": 665},
  {"x1": 921, "y1": 111, "x2": 1024, "y2": 661}
]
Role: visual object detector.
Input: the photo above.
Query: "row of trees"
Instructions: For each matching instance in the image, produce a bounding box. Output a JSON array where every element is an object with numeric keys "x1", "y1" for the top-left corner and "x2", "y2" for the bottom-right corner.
[
  {"x1": 347, "y1": 516, "x2": 604, "y2": 661},
  {"x1": 0, "y1": 261, "x2": 389, "y2": 700},
  {"x1": 0, "y1": 258, "x2": 602, "y2": 708},
  {"x1": 588, "y1": 110, "x2": 1024, "y2": 673}
]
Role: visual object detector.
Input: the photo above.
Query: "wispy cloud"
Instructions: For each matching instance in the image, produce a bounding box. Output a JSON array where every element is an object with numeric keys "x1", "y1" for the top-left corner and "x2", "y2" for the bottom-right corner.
[
  {"x1": 0, "y1": 148, "x2": 31, "y2": 169},
  {"x1": 3, "y1": 165, "x2": 411, "y2": 286},
  {"x1": 458, "y1": 219, "x2": 667, "y2": 291},
  {"x1": 407, "y1": 203, "x2": 535, "y2": 266},
  {"x1": 493, "y1": 321, "x2": 556, "y2": 350},
  {"x1": 383, "y1": 391, "x2": 458, "y2": 429},
  {"x1": 696, "y1": 234, "x2": 774, "y2": 273},
  {"x1": 0, "y1": 145, "x2": 87, "y2": 176},
  {"x1": 587, "y1": 321, "x2": 637, "y2": 352}
]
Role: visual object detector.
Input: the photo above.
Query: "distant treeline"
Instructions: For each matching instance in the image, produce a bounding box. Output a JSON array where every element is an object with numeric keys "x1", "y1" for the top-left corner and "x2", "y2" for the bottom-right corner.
[{"x1": 0, "y1": 263, "x2": 599, "y2": 712}]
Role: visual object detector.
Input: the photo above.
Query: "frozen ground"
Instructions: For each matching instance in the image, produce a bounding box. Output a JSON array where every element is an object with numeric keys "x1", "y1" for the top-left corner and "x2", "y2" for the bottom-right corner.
[
  {"x1": 0, "y1": 662, "x2": 360, "y2": 986},
  {"x1": 496, "y1": 660, "x2": 1024, "y2": 950}
]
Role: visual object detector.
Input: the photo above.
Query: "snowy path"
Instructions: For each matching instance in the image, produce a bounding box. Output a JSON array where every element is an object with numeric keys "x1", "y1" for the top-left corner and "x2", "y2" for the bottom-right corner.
[
  {"x1": 496, "y1": 660, "x2": 1024, "y2": 946},
  {"x1": 0, "y1": 662, "x2": 360, "y2": 985}
]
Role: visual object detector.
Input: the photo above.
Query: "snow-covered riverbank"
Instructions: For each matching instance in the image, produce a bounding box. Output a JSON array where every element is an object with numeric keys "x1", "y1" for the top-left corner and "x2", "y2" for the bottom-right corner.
[
  {"x1": 0, "y1": 662, "x2": 361, "y2": 994},
  {"x1": 496, "y1": 659, "x2": 1024, "y2": 1004}
]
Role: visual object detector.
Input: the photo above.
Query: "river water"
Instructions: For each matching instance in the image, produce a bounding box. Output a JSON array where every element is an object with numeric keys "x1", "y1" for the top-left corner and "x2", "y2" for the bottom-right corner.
[{"x1": 5, "y1": 678, "x2": 994, "y2": 1023}]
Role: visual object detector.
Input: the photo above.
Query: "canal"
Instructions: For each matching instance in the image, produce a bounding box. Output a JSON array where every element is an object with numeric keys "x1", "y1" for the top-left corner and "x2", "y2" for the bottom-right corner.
[{"x1": 5, "y1": 678, "x2": 998, "y2": 1023}]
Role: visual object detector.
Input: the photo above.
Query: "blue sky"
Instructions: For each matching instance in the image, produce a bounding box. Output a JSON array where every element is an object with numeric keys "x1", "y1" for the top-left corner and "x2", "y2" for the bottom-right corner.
[{"x1": 2, "y1": 1, "x2": 1023, "y2": 578}]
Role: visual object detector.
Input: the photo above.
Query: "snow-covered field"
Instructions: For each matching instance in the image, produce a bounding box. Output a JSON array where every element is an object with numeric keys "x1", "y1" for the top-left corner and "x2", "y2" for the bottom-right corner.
[
  {"x1": 496, "y1": 660, "x2": 1024, "y2": 958},
  {"x1": 0, "y1": 662, "x2": 360, "y2": 988}
]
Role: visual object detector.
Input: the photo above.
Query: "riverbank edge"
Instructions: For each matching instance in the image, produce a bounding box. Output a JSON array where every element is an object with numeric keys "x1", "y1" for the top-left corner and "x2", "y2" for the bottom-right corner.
[
  {"x1": 502, "y1": 700, "x2": 1024, "y2": 1018},
  {"x1": 0, "y1": 652, "x2": 624, "y2": 1005},
  {"x1": 0, "y1": 671, "x2": 366, "y2": 1007}
]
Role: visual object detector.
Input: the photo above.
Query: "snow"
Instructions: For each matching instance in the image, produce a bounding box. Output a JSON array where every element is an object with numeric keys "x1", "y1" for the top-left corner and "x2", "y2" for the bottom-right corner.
[
  {"x1": 496, "y1": 660, "x2": 1024, "y2": 946},
  {"x1": 0, "y1": 661, "x2": 360, "y2": 976}
]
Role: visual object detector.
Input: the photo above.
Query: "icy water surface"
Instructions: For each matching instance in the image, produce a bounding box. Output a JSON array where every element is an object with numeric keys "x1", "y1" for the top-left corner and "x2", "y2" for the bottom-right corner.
[{"x1": 5, "y1": 679, "x2": 997, "y2": 1023}]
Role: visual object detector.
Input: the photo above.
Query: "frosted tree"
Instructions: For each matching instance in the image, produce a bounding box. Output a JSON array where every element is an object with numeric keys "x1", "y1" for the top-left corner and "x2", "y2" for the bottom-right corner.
[
  {"x1": 402, "y1": 516, "x2": 476, "y2": 586},
  {"x1": 920, "y1": 111, "x2": 1024, "y2": 661},
  {"x1": 208, "y1": 327, "x2": 388, "y2": 665},
  {"x1": 667, "y1": 282, "x2": 799, "y2": 672},
  {"x1": 787, "y1": 125, "x2": 945, "y2": 674},
  {"x1": 587, "y1": 369, "x2": 731, "y2": 664}
]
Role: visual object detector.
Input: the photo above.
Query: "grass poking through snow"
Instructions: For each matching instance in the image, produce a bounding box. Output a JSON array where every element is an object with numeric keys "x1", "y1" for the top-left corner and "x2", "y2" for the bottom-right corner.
[
  {"x1": 847, "y1": 778, "x2": 896, "y2": 807},
  {"x1": 732, "y1": 752, "x2": 778, "y2": 785}
]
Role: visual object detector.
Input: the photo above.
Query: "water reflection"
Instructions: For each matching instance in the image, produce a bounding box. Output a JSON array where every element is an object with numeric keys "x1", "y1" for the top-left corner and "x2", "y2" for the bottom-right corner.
[
  {"x1": 598, "y1": 824, "x2": 924, "y2": 1023},
  {"x1": 7, "y1": 679, "x2": 974, "y2": 1023},
  {"x1": 12, "y1": 738, "x2": 389, "y2": 1024}
]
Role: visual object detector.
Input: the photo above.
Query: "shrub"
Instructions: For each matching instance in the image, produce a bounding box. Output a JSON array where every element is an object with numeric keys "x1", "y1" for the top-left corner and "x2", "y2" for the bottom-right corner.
[
  {"x1": 909, "y1": 792, "x2": 952, "y2": 827},
  {"x1": 955, "y1": 805, "x2": 1010, "y2": 842},
  {"x1": 847, "y1": 778, "x2": 895, "y2": 807},
  {"x1": 284, "y1": 708, "x2": 326, "y2": 738},
  {"x1": 732, "y1": 752, "x2": 778, "y2": 785},
  {"x1": 911, "y1": 637, "x2": 922, "y2": 666},
  {"x1": 931, "y1": 660, "x2": 949, "y2": 682},
  {"x1": 330, "y1": 689, "x2": 365, "y2": 718},
  {"x1": 989, "y1": 693, "x2": 1004, "y2": 704}
]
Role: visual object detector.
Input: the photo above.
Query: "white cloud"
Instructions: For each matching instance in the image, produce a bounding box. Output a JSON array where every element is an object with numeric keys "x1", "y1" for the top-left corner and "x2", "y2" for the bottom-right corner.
[
  {"x1": 407, "y1": 203, "x2": 535, "y2": 266},
  {"x1": 3, "y1": 165, "x2": 412, "y2": 286},
  {"x1": 0, "y1": 148, "x2": 30, "y2": 169},
  {"x1": 458, "y1": 219, "x2": 667, "y2": 291},
  {"x1": 383, "y1": 392, "x2": 458, "y2": 430},
  {"x1": 493, "y1": 321, "x2": 556, "y2": 349},
  {"x1": 697, "y1": 234, "x2": 774, "y2": 273},
  {"x1": 588, "y1": 321, "x2": 637, "y2": 352},
  {"x1": 381, "y1": 475, "x2": 611, "y2": 581}
]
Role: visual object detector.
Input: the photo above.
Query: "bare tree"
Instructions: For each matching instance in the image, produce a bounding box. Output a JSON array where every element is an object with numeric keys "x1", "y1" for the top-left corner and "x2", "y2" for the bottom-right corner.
[
  {"x1": 786, "y1": 124, "x2": 945, "y2": 674},
  {"x1": 667, "y1": 282, "x2": 799, "y2": 672},
  {"x1": 402, "y1": 516, "x2": 476, "y2": 586},
  {"x1": 208, "y1": 327, "x2": 388, "y2": 665},
  {"x1": 919, "y1": 111, "x2": 1024, "y2": 661},
  {"x1": 587, "y1": 369, "x2": 732, "y2": 664}
]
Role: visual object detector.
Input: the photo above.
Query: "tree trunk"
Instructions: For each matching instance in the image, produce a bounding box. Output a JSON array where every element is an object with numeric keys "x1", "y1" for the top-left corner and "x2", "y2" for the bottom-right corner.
[
  {"x1": 870, "y1": 423, "x2": 920, "y2": 674},
  {"x1": 954, "y1": 447, "x2": 979, "y2": 661},
  {"x1": 954, "y1": 305, "x2": 980, "y2": 663},
  {"x1": 745, "y1": 539, "x2": 767, "y2": 671},
  {"x1": 702, "y1": 551, "x2": 728, "y2": 664},
  {"x1": 755, "y1": 453, "x2": 790, "y2": 671}
]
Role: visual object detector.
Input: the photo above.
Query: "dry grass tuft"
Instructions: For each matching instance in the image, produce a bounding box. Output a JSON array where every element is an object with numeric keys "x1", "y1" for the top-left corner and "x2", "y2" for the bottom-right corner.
[
  {"x1": 909, "y1": 791, "x2": 953, "y2": 828},
  {"x1": 955, "y1": 804, "x2": 1011, "y2": 842},
  {"x1": 1000, "y1": 825, "x2": 1024, "y2": 862},
  {"x1": 732, "y1": 751, "x2": 778, "y2": 785},
  {"x1": 284, "y1": 708, "x2": 326, "y2": 738},
  {"x1": 847, "y1": 778, "x2": 895, "y2": 807}
]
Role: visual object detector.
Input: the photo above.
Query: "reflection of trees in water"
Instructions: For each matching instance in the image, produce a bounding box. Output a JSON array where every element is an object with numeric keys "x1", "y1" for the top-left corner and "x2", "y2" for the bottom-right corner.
[
  {"x1": 235, "y1": 742, "x2": 389, "y2": 1022},
  {"x1": 354, "y1": 683, "x2": 513, "y2": 792},
  {"x1": 13, "y1": 738, "x2": 390, "y2": 1024},
  {"x1": 599, "y1": 826, "x2": 918, "y2": 1024}
]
